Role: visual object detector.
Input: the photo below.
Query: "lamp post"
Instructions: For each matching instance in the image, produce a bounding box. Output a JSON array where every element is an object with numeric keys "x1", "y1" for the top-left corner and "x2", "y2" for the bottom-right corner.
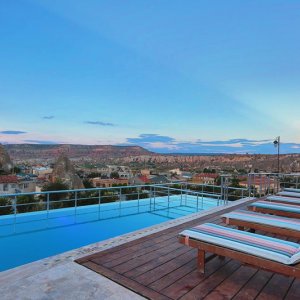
[{"x1": 273, "y1": 136, "x2": 280, "y2": 174}]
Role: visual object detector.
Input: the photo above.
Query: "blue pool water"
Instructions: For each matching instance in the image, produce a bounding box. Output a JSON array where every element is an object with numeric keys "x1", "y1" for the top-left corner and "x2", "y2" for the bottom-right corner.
[{"x1": 0, "y1": 195, "x2": 221, "y2": 271}]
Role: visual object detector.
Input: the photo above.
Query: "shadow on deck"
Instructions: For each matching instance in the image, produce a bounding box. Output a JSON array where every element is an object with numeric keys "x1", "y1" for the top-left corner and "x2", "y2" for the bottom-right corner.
[{"x1": 76, "y1": 200, "x2": 300, "y2": 300}]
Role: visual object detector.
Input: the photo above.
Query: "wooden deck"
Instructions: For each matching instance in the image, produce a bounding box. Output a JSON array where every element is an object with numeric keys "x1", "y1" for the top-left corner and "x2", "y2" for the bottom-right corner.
[{"x1": 76, "y1": 202, "x2": 300, "y2": 300}]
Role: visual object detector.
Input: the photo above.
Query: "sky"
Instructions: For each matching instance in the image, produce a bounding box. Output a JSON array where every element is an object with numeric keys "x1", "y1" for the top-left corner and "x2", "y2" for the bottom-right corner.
[{"x1": 0, "y1": 0, "x2": 300, "y2": 154}]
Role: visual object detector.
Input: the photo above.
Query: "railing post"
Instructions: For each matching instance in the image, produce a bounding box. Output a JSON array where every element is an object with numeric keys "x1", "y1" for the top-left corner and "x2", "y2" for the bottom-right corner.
[
  {"x1": 185, "y1": 183, "x2": 188, "y2": 205},
  {"x1": 137, "y1": 188, "x2": 140, "y2": 213},
  {"x1": 154, "y1": 186, "x2": 156, "y2": 211},
  {"x1": 150, "y1": 186, "x2": 152, "y2": 212},
  {"x1": 247, "y1": 174, "x2": 251, "y2": 197},
  {"x1": 47, "y1": 193, "x2": 50, "y2": 219},
  {"x1": 13, "y1": 195, "x2": 17, "y2": 233},
  {"x1": 168, "y1": 186, "x2": 170, "y2": 209},
  {"x1": 180, "y1": 183, "x2": 183, "y2": 205},
  {"x1": 259, "y1": 174, "x2": 262, "y2": 198},
  {"x1": 75, "y1": 191, "x2": 77, "y2": 218},
  {"x1": 119, "y1": 187, "x2": 122, "y2": 217},
  {"x1": 196, "y1": 193, "x2": 199, "y2": 211},
  {"x1": 98, "y1": 190, "x2": 101, "y2": 219}
]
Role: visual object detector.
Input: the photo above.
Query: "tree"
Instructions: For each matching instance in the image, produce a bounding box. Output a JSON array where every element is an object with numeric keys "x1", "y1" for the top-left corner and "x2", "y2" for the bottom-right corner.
[
  {"x1": 110, "y1": 172, "x2": 119, "y2": 179},
  {"x1": 12, "y1": 166, "x2": 21, "y2": 174},
  {"x1": 230, "y1": 177, "x2": 241, "y2": 188},
  {"x1": 0, "y1": 197, "x2": 12, "y2": 215},
  {"x1": 16, "y1": 195, "x2": 41, "y2": 213},
  {"x1": 42, "y1": 180, "x2": 69, "y2": 208},
  {"x1": 87, "y1": 172, "x2": 102, "y2": 178},
  {"x1": 83, "y1": 179, "x2": 94, "y2": 189}
]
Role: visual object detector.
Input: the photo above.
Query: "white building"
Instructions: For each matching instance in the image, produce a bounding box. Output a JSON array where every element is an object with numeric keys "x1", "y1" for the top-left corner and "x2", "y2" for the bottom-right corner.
[{"x1": 0, "y1": 175, "x2": 36, "y2": 195}]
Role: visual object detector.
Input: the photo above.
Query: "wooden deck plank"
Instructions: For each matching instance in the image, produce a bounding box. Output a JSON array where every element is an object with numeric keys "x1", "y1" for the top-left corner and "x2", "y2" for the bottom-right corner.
[
  {"x1": 101, "y1": 236, "x2": 179, "y2": 268},
  {"x1": 124, "y1": 245, "x2": 191, "y2": 279},
  {"x1": 82, "y1": 261, "x2": 171, "y2": 300},
  {"x1": 180, "y1": 260, "x2": 242, "y2": 300},
  {"x1": 255, "y1": 274, "x2": 294, "y2": 300},
  {"x1": 134, "y1": 249, "x2": 196, "y2": 286},
  {"x1": 284, "y1": 279, "x2": 300, "y2": 300},
  {"x1": 232, "y1": 270, "x2": 273, "y2": 300},
  {"x1": 161, "y1": 257, "x2": 231, "y2": 299},
  {"x1": 203, "y1": 265, "x2": 258, "y2": 300},
  {"x1": 149, "y1": 253, "x2": 215, "y2": 292},
  {"x1": 110, "y1": 240, "x2": 185, "y2": 274}
]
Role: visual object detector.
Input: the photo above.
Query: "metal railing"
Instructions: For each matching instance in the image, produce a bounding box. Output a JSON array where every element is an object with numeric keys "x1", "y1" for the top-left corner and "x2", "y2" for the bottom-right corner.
[
  {"x1": 0, "y1": 182, "x2": 248, "y2": 236},
  {"x1": 247, "y1": 172, "x2": 300, "y2": 197}
]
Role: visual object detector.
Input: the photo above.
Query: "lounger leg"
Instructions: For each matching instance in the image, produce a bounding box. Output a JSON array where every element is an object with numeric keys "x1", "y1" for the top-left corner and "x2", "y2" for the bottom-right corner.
[{"x1": 197, "y1": 249, "x2": 205, "y2": 273}]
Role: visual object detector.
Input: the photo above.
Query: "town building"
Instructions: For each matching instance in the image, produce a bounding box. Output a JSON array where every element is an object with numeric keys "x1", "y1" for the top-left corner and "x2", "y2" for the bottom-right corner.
[
  {"x1": 0, "y1": 175, "x2": 36, "y2": 195},
  {"x1": 91, "y1": 178, "x2": 129, "y2": 188},
  {"x1": 192, "y1": 173, "x2": 219, "y2": 185}
]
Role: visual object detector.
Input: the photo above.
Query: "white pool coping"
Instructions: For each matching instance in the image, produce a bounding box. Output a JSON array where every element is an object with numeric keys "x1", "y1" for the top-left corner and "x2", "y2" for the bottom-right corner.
[{"x1": 0, "y1": 197, "x2": 255, "y2": 299}]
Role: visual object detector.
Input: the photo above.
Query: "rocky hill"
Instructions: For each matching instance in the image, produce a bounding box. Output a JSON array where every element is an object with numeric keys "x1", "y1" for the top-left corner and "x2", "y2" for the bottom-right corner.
[
  {"x1": 0, "y1": 144, "x2": 13, "y2": 172},
  {"x1": 4, "y1": 144, "x2": 153, "y2": 160},
  {"x1": 2, "y1": 144, "x2": 300, "y2": 173},
  {"x1": 118, "y1": 153, "x2": 300, "y2": 173},
  {"x1": 52, "y1": 154, "x2": 84, "y2": 189}
]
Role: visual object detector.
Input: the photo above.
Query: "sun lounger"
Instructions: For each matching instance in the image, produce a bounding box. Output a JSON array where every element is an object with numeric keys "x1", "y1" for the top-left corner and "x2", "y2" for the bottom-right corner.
[
  {"x1": 178, "y1": 223, "x2": 300, "y2": 277},
  {"x1": 284, "y1": 188, "x2": 300, "y2": 193},
  {"x1": 278, "y1": 191, "x2": 300, "y2": 198},
  {"x1": 248, "y1": 200, "x2": 300, "y2": 218},
  {"x1": 222, "y1": 210, "x2": 300, "y2": 238},
  {"x1": 266, "y1": 195, "x2": 300, "y2": 206}
]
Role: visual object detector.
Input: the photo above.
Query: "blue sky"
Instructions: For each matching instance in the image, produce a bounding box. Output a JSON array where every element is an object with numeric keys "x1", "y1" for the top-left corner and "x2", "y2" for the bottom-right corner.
[{"x1": 1, "y1": 0, "x2": 300, "y2": 154}]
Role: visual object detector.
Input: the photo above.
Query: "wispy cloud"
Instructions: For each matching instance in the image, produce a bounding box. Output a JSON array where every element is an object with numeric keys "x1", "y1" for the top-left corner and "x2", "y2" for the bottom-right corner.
[
  {"x1": 122, "y1": 134, "x2": 300, "y2": 154},
  {"x1": 85, "y1": 121, "x2": 115, "y2": 126},
  {"x1": 42, "y1": 116, "x2": 54, "y2": 119},
  {"x1": 23, "y1": 140, "x2": 57, "y2": 144},
  {"x1": 0, "y1": 130, "x2": 27, "y2": 135},
  {"x1": 127, "y1": 134, "x2": 175, "y2": 144}
]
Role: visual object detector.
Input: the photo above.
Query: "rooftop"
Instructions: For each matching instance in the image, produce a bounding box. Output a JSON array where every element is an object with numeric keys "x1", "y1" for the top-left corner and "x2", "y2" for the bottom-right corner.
[
  {"x1": 3, "y1": 197, "x2": 298, "y2": 299},
  {"x1": 0, "y1": 175, "x2": 18, "y2": 184}
]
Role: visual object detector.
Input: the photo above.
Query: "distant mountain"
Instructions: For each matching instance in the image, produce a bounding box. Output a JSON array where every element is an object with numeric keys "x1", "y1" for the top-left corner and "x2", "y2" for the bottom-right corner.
[
  {"x1": 3, "y1": 144, "x2": 300, "y2": 173},
  {"x1": 4, "y1": 144, "x2": 154, "y2": 160}
]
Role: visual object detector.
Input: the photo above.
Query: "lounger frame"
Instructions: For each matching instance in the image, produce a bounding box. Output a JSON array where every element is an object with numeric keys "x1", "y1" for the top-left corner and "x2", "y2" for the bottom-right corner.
[
  {"x1": 178, "y1": 235, "x2": 300, "y2": 277},
  {"x1": 221, "y1": 216, "x2": 300, "y2": 238}
]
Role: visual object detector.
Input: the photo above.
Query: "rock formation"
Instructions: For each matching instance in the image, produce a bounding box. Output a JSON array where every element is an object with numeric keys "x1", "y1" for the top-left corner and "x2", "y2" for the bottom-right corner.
[
  {"x1": 0, "y1": 144, "x2": 13, "y2": 173},
  {"x1": 51, "y1": 154, "x2": 84, "y2": 189}
]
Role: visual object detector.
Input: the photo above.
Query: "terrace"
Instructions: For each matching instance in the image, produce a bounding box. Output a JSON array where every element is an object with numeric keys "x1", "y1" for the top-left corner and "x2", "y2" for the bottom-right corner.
[{"x1": 1, "y1": 173, "x2": 300, "y2": 299}]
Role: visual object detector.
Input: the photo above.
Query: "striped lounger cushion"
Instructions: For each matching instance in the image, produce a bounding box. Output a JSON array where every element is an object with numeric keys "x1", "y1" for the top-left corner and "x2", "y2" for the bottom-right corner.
[
  {"x1": 266, "y1": 195, "x2": 300, "y2": 205},
  {"x1": 284, "y1": 188, "x2": 300, "y2": 193},
  {"x1": 180, "y1": 223, "x2": 300, "y2": 265},
  {"x1": 278, "y1": 191, "x2": 300, "y2": 198},
  {"x1": 249, "y1": 200, "x2": 300, "y2": 214},
  {"x1": 222, "y1": 210, "x2": 300, "y2": 231}
]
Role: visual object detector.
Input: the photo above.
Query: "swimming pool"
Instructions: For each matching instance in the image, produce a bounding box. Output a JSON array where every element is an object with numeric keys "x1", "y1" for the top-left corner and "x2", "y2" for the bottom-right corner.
[{"x1": 0, "y1": 195, "x2": 222, "y2": 271}]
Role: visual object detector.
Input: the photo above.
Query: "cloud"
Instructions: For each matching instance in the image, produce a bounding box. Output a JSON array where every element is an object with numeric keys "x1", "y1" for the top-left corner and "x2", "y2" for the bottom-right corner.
[
  {"x1": 127, "y1": 134, "x2": 175, "y2": 144},
  {"x1": 85, "y1": 121, "x2": 115, "y2": 126},
  {"x1": 23, "y1": 140, "x2": 57, "y2": 144},
  {"x1": 0, "y1": 130, "x2": 27, "y2": 135},
  {"x1": 42, "y1": 116, "x2": 54, "y2": 119},
  {"x1": 122, "y1": 134, "x2": 300, "y2": 154}
]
